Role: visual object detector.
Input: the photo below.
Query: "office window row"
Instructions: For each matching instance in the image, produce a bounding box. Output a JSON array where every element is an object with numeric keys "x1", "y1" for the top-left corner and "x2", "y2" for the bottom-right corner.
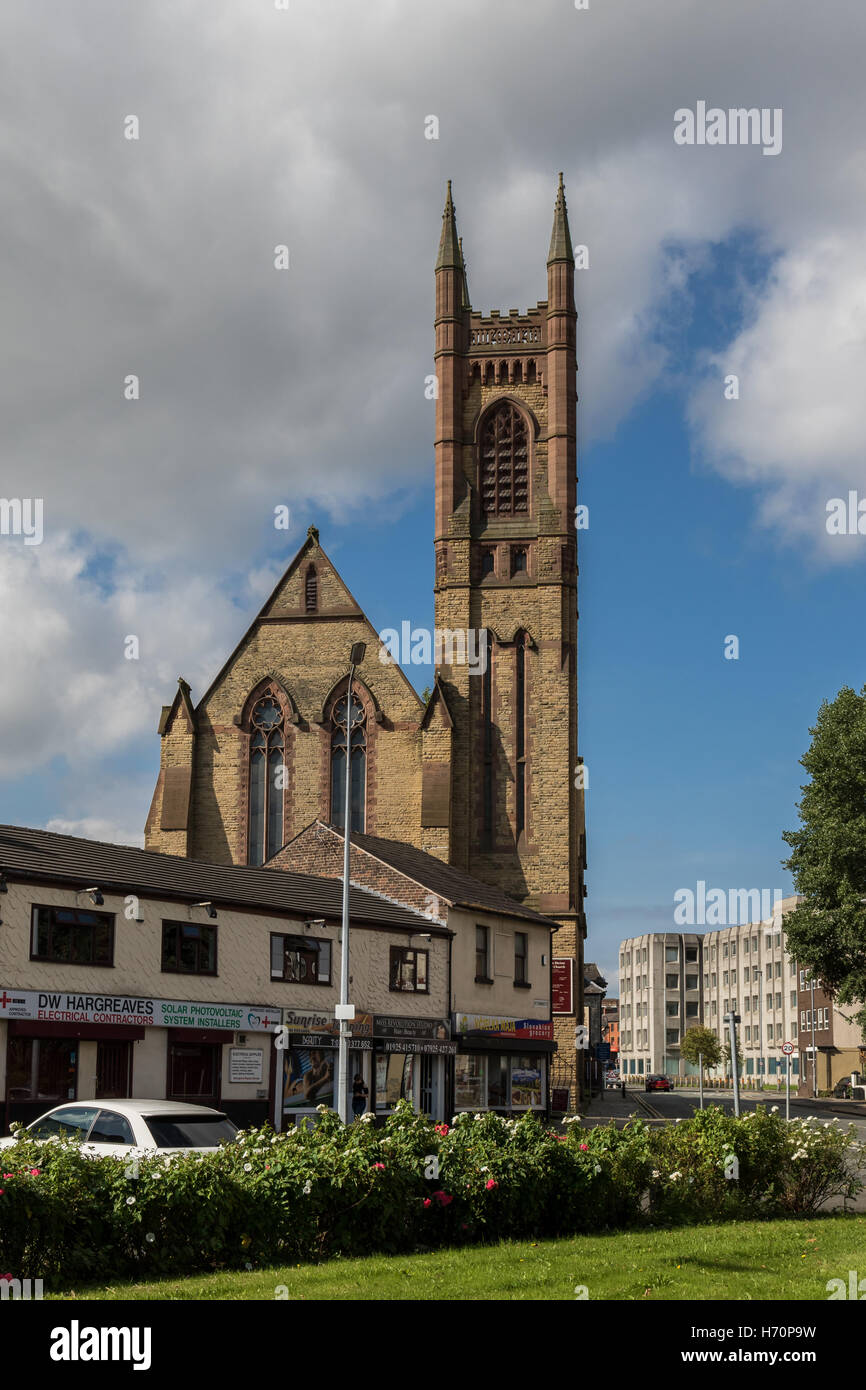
[{"x1": 30, "y1": 905, "x2": 433, "y2": 996}]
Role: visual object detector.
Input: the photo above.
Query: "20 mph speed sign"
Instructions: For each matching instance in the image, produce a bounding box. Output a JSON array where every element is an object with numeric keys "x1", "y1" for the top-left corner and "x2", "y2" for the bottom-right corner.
[{"x1": 781, "y1": 1041, "x2": 795, "y2": 1056}]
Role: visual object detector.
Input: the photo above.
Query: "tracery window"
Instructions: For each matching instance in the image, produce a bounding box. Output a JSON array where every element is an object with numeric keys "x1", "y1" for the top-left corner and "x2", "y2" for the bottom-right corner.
[
  {"x1": 248, "y1": 695, "x2": 285, "y2": 865},
  {"x1": 480, "y1": 402, "x2": 529, "y2": 517},
  {"x1": 331, "y1": 692, "x2": 366, "y2": 833}
]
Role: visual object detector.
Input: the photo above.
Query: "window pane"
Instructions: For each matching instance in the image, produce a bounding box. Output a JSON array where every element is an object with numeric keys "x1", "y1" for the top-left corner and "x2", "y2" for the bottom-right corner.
[
  {"x1": 455, "y1": 1053, "x2": 485, "y2": 1108},
  {"x1": 267, "y1": 748, "x2": 284, "y2": 859},
  {"x1": 249, "y1": 748, "x2": 265, "y2": 865},
  {"x1": 416, "y1": 950, "x2": 427, "y2": 990},
  {"x1": 271, "y1": 935, "x2": 284, "y2": 977},
  {"x1": 511, "y1": 1056, "x2": 542, "y2": 1108},
  {"x1": 487, "y1": 1055, "x2": 508, "y2": 1107}
]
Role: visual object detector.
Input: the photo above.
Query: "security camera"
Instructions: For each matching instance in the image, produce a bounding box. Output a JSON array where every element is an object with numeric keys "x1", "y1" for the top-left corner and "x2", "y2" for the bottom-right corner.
[{"x1": 195, "y1": 901, "x2": 218, "y2": 919}]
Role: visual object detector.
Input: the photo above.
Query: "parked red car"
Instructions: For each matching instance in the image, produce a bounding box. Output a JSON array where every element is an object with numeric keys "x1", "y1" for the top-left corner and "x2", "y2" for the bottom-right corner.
[{"x1": 644, "y1": 1074, "x2": 673, "y2": 1093}]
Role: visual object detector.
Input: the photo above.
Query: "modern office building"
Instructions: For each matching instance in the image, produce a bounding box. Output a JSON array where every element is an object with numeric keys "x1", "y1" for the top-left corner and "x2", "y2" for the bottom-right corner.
[{"x1": 618, "y1": 897, "x2": 806, "y2": 1079}]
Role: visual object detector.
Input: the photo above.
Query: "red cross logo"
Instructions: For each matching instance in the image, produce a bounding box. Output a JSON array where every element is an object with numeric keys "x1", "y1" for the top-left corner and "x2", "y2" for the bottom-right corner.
[{"x1": 0, "y1": 992, "x2": 12, "y2": 1009}]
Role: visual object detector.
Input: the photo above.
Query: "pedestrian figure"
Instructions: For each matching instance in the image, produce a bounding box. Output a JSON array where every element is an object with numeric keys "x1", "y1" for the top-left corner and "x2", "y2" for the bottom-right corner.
[{"x1": 351, "y1": 1072, "x2": 369, "y2": 1120}]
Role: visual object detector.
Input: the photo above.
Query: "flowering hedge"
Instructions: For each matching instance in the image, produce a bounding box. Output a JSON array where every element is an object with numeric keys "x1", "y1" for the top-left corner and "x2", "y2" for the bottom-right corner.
[{"x1": 0, "y1": 1103, "x2": 862, "y2": 1284}]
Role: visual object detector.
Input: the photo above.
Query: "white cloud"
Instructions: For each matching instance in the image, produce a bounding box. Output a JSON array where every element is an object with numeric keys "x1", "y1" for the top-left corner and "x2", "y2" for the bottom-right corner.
[
  {"x1": 687, "y1": 232, "x2": 866, "y2": 554},
  {"x1": 1, "y1": 0, "x2": 865, "y2": 831},
  {"x1": 44, "y1": 817, "x2": 144, "y2": 849},
  {"x1": 0, "y1": 533, "x2": 241, "y2": 777}
]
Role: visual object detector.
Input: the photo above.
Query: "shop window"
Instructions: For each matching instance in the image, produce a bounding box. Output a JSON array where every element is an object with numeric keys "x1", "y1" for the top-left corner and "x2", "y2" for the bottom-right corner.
[
  {"x1": 514, "y1": 932, "x2": 528, "y2": 985},
  {"x1": 284, "y1": 1048, "x2": 335, "y2": 1111},
  {"x1": 376, "y1": 1052, "x2": 415, "y2": 1110},
  {"x1": 389, "y1": 946, "x2": 429, "y2": 994},
  {"x1": 455, "y1": 1053, "x2": 486, "y2": 1108},
  {"x1": 162, "y1": 921, "x2": 217, "y2": 976},
  {"x1": 6, "y1": 1038, "x2": 78, "y2": 1105},
  {"x1": 487, "y1": 1055, "x2": 508, "y2": 1107},
  {"x1": 476, "y1": 925, "x2": 492, "y2": 981},
  {"x1": 271, "y1": 933, "x2": 331, "y2": 985},
  {"x1": 511, "y1": 1056, "x2": 542, "y2": 1108},
  {"x1": 31, "y1": 905, "x2": 114, "y2": 966}
]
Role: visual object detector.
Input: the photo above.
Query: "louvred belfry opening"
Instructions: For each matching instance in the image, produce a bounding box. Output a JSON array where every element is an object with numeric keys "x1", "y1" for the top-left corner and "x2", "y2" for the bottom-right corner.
[{"x1": 480, "y1": 402, "x2": 529, "y2": 517}]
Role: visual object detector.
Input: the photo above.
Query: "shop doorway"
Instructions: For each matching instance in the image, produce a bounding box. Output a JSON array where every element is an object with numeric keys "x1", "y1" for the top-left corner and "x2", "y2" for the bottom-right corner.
[
  {"x1": 95, "y1": 1041, "x2": 132, "y2": 1099},
  {"x1": 419, "y1": 1054, "x2": 434, "y2": 1115},
  {"x1": 168, "y1": 1042, "x2": 220, "y2": 1105}
]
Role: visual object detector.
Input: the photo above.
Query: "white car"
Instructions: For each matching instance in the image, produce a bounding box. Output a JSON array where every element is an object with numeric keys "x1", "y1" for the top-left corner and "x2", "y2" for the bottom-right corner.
[{"x1": 0, "y1": 1099, "x2": 239, "y2": 1157}]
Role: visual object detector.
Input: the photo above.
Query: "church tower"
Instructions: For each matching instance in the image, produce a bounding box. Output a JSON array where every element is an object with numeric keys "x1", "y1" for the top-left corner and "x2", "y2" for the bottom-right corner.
[{"x1": 433, "y1": 177, "x2": 587, "y2": 1067}]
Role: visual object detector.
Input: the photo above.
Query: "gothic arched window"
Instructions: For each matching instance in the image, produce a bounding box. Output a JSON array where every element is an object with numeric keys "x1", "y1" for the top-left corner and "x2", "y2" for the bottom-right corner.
[
  {"x1": 480, "y1": 402, "x2": 529, "y2": 517},
  {"x1": 331, "y1": 692, "x2": 366, "y2": 833},
  {"x1": 248, "y1": 695, "x2": 285, "y2": 865}
]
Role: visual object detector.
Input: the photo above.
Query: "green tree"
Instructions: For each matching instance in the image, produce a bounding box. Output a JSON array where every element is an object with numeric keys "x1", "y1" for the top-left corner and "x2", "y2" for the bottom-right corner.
[
  {"x1": 782, "y1": 685, "x2": 866, "y2": 1036},
  {"x1": 679, "y1": 1026, "x2": 721, "y2": 1079}
]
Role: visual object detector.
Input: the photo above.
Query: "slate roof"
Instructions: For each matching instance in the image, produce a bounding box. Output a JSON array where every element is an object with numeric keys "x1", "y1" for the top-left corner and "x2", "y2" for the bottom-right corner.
[
  {"x1": 0, "y1": 824, "x2": 443, "y2": 932},
  {"x1": 329, "y1": 826, "x2": 559, "y2": 929}
]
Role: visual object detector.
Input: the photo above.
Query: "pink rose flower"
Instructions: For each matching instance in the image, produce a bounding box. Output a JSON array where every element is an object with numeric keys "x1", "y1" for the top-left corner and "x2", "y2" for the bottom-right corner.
[
  {"x1": 372, "y1": 1162, "x2": 385, "y2": 1171},
  {"x1": 579, "y1": 1143, "x2": 588, "y2": 1152},
  {"x1": 423, "y1": 1198, "x2": 431, "y2": 1208},
  {"x1": 485, "y1": 1178, "x2": 498, "y2": 1190},
  {"x1": 433, "y1": 1190, "x2": 453, "y2": 1206}
]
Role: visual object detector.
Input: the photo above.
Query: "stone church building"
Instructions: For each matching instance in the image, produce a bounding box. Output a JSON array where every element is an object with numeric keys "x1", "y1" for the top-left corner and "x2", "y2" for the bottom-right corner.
[{"x1": 144, "y1": 176, "x2": 588, "y2": 1096}]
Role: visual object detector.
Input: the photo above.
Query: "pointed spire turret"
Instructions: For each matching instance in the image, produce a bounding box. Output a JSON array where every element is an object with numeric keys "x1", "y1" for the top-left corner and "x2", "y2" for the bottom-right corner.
[
  {"x1": 436, "y1": 179, "x2": 462, "y2": 270},
  {"x1": 547, "y1": 171, "x2": 574, "y2": 264},
  {"x1": 458, "y1": 236, "x2": 471, "y2": 310}
]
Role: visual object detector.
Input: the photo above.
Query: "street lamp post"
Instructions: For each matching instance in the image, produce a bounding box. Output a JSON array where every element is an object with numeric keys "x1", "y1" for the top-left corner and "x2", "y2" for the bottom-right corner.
[{"x1": 336, "y1": 641, "x2": 366, "y2": 1125}]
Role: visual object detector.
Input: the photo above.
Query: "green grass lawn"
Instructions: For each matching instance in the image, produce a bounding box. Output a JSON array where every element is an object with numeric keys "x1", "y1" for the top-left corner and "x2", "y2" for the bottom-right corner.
[{"x1": 52, "y1": 1214, "x2": 864, "y2": 1301}]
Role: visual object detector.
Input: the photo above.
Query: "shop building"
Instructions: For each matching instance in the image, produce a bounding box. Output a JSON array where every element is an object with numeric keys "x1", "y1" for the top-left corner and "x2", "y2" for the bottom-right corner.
[
  {"x1": 0, "y1": 825, "x2": 452, "y2": 1131},
  {"x1": 272, "y1": 821, "x2": 558, "y2": 1113}
]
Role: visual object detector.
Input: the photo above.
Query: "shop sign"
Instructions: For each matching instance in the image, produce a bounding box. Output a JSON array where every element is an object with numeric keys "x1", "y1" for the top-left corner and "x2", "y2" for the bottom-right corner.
[
  {"x1": 229, "y1": 1049, "x2": 264, "y2": 1083},
  {"x1": 282, "y1": 1007, "x2": 373, "y2": 1037},
  {"x1": 552, "y1": 959, "x2": 574, "y2": 1014},
  {"x1": 380, "y1": 1038, "x2": 456, "y2": 1055},
  {"x1": 373, "y1": 1015, "x2": 451, "y2": 1041},
  {"x1": 0, "y1": 989, "x2": 280, "y2": 1032},
  {"x1": 453, "y1": 1012, "x2": 554, "y2": 1041}
]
